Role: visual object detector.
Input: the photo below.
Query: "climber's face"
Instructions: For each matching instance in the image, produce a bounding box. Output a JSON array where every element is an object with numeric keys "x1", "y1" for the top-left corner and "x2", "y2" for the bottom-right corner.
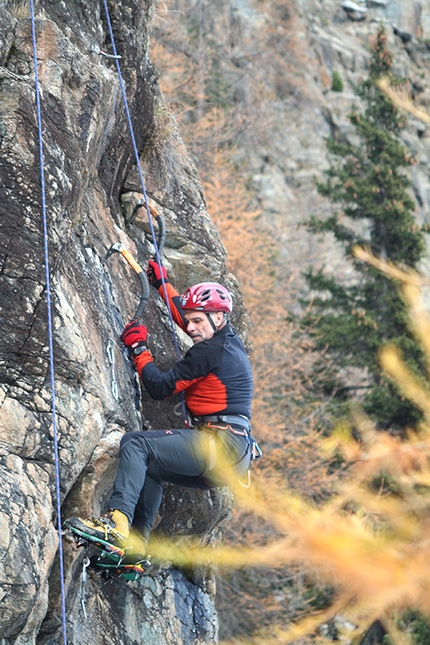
[{"x1": 183, "y1": 310, "x2": 225, "y2": 343}]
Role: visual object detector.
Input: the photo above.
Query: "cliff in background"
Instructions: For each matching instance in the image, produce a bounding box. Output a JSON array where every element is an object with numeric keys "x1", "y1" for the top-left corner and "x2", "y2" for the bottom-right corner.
[
  {"x1": 252, "y1": 0, "x2": 430, "y2": 299},
  {"x1": 152, "y1": 0, "x2": 430, "y2": 301},
  {"x1": 0, "y1": 0, "x2": 248, "y2": 643}
]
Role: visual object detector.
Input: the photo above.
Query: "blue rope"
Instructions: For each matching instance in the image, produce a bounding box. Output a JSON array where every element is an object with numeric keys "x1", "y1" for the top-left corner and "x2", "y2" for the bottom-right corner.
[
  {"x1": 29, "y1": 4, "x2": 68, "y2": 643},
  {"x1": 101, "y1": 0, "x2": 187, "y2": 421}
]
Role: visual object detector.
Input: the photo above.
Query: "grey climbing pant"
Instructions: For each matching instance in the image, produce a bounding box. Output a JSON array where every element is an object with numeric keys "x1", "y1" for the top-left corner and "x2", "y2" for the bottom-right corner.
[{"x1": 108, "y1": 427, "x2": 250, "y2": 535}]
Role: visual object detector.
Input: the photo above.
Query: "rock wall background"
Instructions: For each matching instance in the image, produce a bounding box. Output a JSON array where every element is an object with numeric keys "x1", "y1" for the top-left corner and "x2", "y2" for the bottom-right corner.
[
  {"x1": 246, "y1": 0, "x2": 430, "y2": 302},
  {"x1": 150, "y1": 0, "x2": 430, "y2": 316}
]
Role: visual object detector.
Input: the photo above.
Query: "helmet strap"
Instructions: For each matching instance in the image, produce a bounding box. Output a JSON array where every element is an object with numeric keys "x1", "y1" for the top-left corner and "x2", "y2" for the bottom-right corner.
[{"x1": 205, "y1": 312, "x2": 218, "y2": 332}]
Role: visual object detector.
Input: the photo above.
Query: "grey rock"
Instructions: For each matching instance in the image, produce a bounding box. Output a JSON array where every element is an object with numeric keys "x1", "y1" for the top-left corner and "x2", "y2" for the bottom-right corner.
[
  {"x1": 342, "y1": 0, "x2": 368, "y2": 21},
  {"x1": 393, "y1": 25, "x2": 413, "y2": 43},
  {"x1": 0, "y1": 0, "x2": 237, "y2": 643},
  {"x1": 342, "y1": 0, "x2": 367, "y2": 12}
]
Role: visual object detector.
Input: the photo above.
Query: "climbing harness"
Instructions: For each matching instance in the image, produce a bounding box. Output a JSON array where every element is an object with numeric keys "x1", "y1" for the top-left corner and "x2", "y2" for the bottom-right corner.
[
  {"x1": 194, "y1": 414, "x2": 262, "y2": 461},
  {"x1": 29, "y1": 1, "x2": 67, "y2": 643},
  {"x1": 194, "y1": 415, "x2": 262, "y2": 488}
]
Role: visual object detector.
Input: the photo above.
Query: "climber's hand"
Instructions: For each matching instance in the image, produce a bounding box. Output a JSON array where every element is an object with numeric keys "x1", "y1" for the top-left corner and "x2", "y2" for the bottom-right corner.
[
  {"x1": 121, "y1": 320, "x2": 148, "y2": 356},
  {"x1": 147, "y1": 259, "x2": 168, "y2": 290}
]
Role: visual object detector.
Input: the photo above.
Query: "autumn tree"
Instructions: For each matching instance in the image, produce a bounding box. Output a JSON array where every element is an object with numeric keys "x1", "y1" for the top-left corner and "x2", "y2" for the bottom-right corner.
[{"x1": 303, "y1": 27, "x2": 427, "y2": 431}]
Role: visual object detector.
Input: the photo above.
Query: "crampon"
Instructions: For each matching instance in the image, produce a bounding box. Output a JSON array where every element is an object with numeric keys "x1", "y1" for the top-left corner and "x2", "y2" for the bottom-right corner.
[{"x1": 65, "y1": 523, "x2": 151, "y2": 581}]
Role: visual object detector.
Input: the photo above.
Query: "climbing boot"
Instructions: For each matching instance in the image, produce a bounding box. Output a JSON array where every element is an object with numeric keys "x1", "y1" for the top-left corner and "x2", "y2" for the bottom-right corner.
[{"x1": 65, "y1": 510, "x2": 129, "y2": 556}]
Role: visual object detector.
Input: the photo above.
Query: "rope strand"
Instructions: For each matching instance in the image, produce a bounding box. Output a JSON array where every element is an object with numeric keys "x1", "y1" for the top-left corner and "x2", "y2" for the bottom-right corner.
[
  {"x1": 29, "y1": 2, "x2": 68, "y2": 643},
  {"x1": 101, "y1": 0, "x2": 187, "y2": 421}
]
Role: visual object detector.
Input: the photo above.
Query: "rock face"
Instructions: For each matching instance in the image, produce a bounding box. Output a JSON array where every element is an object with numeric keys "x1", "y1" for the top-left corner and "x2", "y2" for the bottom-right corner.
[{"x1": 0, "y1": 1, "x2": 241, "y2": 643}]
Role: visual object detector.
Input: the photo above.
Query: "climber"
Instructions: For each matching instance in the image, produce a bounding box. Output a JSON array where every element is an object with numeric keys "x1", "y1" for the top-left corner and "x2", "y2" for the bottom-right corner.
[{"x1": 65, "y1": 262, "x2": 255, "y2": 568}]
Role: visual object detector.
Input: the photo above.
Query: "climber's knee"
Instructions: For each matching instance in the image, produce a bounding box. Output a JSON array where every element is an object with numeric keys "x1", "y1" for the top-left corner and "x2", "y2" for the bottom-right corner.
[{"x1": 120, "y1": 431, "x2": 147, "y2": 450}]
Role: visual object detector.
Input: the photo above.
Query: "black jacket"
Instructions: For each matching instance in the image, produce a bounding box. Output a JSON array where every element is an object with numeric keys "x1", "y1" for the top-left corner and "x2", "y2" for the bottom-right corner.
[{"x1": 134, "y1": 284, "x2": 253, "y2": 418}]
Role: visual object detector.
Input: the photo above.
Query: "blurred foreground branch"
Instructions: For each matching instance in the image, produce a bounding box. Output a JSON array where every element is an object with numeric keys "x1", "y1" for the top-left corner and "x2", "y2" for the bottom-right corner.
[
  {"x1": 149, "y1": 249, "x2": 430, "y2": 645},
  {"x1": 378, "y1": 77, "x2": 430, "y2": 124}
]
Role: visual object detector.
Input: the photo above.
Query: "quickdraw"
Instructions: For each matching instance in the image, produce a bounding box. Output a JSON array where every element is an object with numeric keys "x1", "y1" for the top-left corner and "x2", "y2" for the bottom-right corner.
[
  {"x1": 80, "y1": 556, "x2": 90, "y2": 620},
  {"x1": 90, "y1": 44, "x2": 122, "y2": 59}
]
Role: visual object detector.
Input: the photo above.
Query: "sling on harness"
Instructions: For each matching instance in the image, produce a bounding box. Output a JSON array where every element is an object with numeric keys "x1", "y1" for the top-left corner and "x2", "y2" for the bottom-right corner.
[
  {"x1": 194, "y1": 414, "x2": 262, "y2": 461},
  {"x1": 193, "y1": 414, "x2": 262, "y2": 487}
]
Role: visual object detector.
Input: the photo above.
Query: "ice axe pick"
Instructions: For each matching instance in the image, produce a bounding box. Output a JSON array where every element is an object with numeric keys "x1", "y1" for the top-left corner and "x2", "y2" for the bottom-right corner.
[{"x1": 103, "y1": 243, "x2": 150, "y2": 322}]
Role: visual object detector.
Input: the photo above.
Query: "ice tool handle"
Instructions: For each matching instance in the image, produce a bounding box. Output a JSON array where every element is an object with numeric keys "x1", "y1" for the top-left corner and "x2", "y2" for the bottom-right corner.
[
  {"x1": 104, "y1": 243, "x2": 150, "y2": 322},
  {"x1": 129, "y1": 199, "x2": 166, "y2": 257}
]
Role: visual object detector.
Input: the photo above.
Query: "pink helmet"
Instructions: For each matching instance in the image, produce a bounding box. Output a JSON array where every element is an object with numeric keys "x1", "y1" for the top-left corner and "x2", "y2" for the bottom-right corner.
[{"x1": 180, "y1": 282, "x2": 232, "y2": 313}]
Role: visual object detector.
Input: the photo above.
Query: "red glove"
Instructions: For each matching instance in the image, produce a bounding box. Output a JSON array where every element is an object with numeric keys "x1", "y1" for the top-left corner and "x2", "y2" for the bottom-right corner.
[
  {"x1": 121, "y1": 321, "x2": 148, "y2": 356},
  {"x1": 147, "y1": 259, "x2": 168, "y2": 290}
]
